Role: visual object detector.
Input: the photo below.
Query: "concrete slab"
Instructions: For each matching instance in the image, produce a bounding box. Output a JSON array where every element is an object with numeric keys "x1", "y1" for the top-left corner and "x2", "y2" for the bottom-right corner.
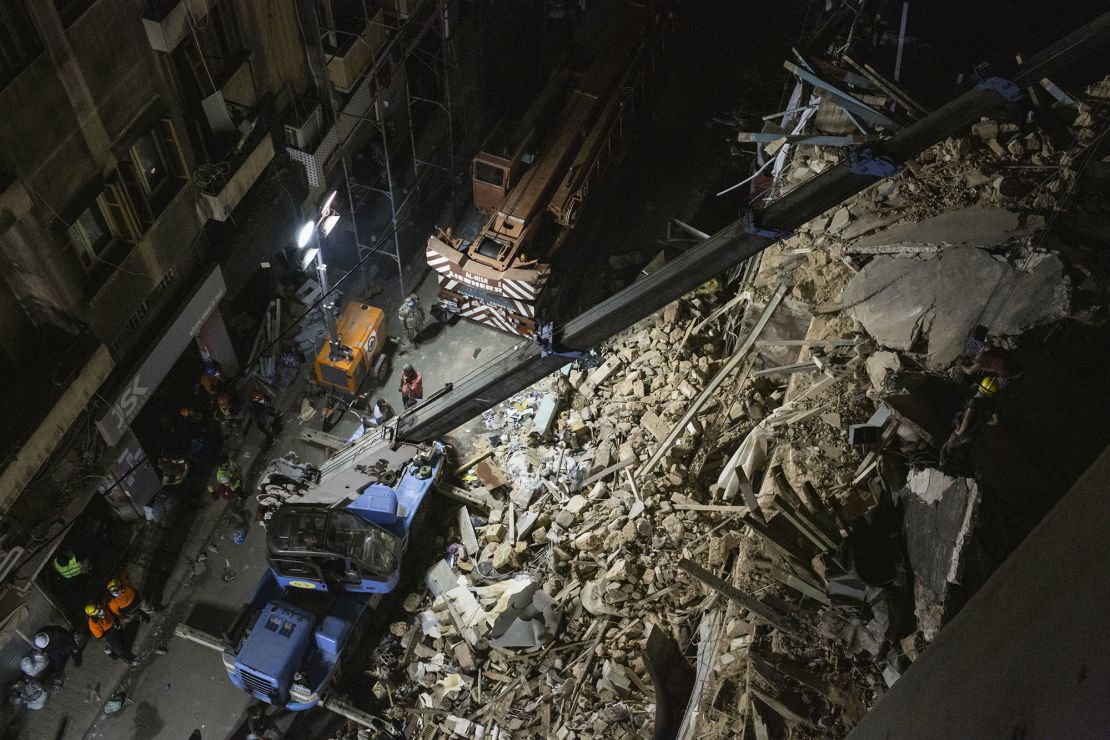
[
  {"x1": 842, "y1": 246, "x2": 1068, "y2": 367},
  {"x1": 851, "y1": 206, "x2": 1043, "y2": 250},
  {"x1": 851, "y1": 445, "x2": 1110, "y2": 739}
]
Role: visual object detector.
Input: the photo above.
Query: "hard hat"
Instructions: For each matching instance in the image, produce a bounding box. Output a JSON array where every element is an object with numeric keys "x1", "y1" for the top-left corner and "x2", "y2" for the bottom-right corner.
[
  {"x1": 203, "y1": 364, "x2": 218, "y2": 377},
  {"x1": 84, "y1": 604, "x2": 100, "y2": 617},
  {"x1": 979, "y1": 376, "x2": 1000, "y2": 396},
  {"x1": 402, "y1": 363, "x2": 414, "y2": 373},
  {"x1": 217, "y1": 393, "x2": 230, "y2": 409},
  {"x1": 407, "y1": 293, "x2": 418, "y2": 302},
  {"x1": 107, "y1": 578, "x2": 122, "y2": 594},
  {"x1": 231, "y1": 528, "x2": 246, "y2": 545},
  {"x1": 251, "y1": 390, "x2": 264, "y2": 402},
  {"x1": 33, "y1": 633, "x2": 49, "y2": 649}
]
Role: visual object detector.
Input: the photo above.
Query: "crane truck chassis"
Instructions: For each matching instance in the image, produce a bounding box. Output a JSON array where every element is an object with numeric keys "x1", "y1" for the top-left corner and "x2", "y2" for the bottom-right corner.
[{"x1": 426, "y1": 3, "x2": 671, "y2": 336}]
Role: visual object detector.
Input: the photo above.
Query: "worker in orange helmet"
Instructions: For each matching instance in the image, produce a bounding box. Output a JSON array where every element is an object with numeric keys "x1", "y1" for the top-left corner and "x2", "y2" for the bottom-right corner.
[
  {"x1": 85, "y1": 603, "x2": 136, "y2": 664},
  {"x1": 106, "y1": 574, "x2": 155, "y2": 625}
]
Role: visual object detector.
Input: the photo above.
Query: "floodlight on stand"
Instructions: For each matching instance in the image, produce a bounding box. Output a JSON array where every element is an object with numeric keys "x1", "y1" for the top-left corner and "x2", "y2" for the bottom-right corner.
[
  {"x1": 320, "y1": 212, "x2": 341, "y2": 239},
  {"x1": 300, "y1": 247, "x2": 319, "y2": 271},
  {"x1": 296, "y1": 221, "x2": 315, "y2": 249}
]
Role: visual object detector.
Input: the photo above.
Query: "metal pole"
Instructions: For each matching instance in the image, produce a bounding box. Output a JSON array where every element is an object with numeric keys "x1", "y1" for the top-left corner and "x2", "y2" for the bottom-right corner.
[
  {"x1": 315, "y1": 237, "x2": 342, "y2": 356},
  {"x1": 405, "y1": 61, "x2": 421, "y2": 197},
  {"x1": 894, "y1": 2, "x2": 909, "y2": 81},
  {"x1": 377, "y1": 98, "x2": 407, "y2": 297},
  {"x1": 441, "y1": 0, "x2": 456, "y2": 211},
  {"x1": 342, "y1": 157, "x2": 371, "y2": 295}
]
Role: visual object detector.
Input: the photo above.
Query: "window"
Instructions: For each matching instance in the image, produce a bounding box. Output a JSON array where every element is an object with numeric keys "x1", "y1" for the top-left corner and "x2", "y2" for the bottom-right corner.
[
  {"x1": 132, "y1": 131, "x2": 169, "y2": 195},
  {"x1": 0, "y1": 0, "x2": 43, "y2": 89},
  {"x1": 122, "y1": 119, "x2": 189, "y2": 224},
  {"x1": 172, "y1": 0, "x2": 243, "y2": 101},
  {"x1": 317, "y1": 0, "x2": 372, "y2": 55},
  {"x1": 67, "y1": 206, "x2": 110, "y2": 268},
  {"x1": 67, "y1": 181, "x2": 142, "y2": 271},
  {"x1": 474, "y1": 161, "x2": 506, "y2": 188}
]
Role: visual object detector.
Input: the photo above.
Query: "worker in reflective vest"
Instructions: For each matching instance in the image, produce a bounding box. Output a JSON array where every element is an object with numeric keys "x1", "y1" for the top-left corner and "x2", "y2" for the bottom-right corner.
[
  {"x1": 51, "y1": 549, "x2": 86, "y2": 579},
  {"x1": 85, "y1": 604, "x2": 134, "y2": 664},
  {"x1": 106, "y1": 576, "x2": 155, "y2": 623},
  {"x1": 212, "y1": 456, "x2": 243, "y2": 500}
]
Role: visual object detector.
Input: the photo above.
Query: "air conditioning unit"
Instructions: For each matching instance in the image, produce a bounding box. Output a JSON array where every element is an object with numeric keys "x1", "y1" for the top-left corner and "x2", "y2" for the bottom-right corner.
[{"x1": 284, "y1": 104, "x2": 324, "y2": 151}]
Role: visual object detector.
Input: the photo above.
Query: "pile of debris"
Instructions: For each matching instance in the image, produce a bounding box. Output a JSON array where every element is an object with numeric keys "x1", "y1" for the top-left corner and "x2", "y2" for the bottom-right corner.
[{"x1": 365, "y1": 69, "x2": 1109, "y2": 740}]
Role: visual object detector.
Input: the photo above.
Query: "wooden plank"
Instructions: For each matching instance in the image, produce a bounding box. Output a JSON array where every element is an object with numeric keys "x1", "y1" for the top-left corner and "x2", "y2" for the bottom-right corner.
[
  {"x1": 573, "y1": 455, "x2": 637, "y2": 492},
  {"x1": 743, "y1": 514, "x2": 812, "y2": 566},
  {"x1": 770, "y1": 497, "x2": 835, "y2": 553},
  {"x1": 753, "y1": 339, "x2": 858, "y2": 347},
  {"x1": 640, "y1": 284, "x2": 786, "y2": 480},
  {"x1": 457, "y1": 505, "x2": 480, "y2": 556},
  {"x1": 673, "y1": 503, "x2": 751, "y2": 513},
  {"x1": 751, "y1": 688, "x2": 817, "y2": 730},
  {"x1": 752, "y1": 651, "x2": 838, "y2": 703},
  {"x1": 678, "y1": 558, "x2": 792, "y2": 633},
  {"x1": 736, "y1": 467, "x2": 765, "y2": 524},
  {"x1": 455, "y1": 448, "x2": 493, "y2": 476},
  {"x1": 769, "y1": 564, "x2": 831, "y2": 605},
  {"x1": 474, "y1": 458, "x2": 511, "y2": 492},
  {"x1": 842, "y1": 54, "x2": 929, "y2": 117}
]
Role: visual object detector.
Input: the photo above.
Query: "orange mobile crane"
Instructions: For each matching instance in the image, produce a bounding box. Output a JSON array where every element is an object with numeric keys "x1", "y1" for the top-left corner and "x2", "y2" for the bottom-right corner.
[{"x1": 426, "y1": 3, "x2": 670, "y2": 336}]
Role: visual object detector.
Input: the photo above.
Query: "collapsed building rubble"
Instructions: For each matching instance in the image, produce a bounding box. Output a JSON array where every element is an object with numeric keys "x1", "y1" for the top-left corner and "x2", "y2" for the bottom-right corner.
[{"x1": 342, "y1": 65, "x2": 1110, "y2": 740}]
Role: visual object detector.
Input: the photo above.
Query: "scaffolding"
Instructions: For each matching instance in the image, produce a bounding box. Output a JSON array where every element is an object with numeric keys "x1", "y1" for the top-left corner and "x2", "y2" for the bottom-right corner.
[{"x1": 291, "y1": 0, "x2": 456, "y2": 298}]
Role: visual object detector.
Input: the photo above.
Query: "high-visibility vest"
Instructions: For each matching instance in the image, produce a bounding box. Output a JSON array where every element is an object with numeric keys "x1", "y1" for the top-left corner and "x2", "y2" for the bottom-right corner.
[
  {"x1": 88, "y1": 614, "x2": 115, "y2": 639},
  {"x1": 53, "y1": 553, "x2": 81, "y2": 579},
  {"x1": 108, "y1": 586, "x2": 139, "y2": 617},
  {"x1": 216, "y1": 463, "x2": 241, "y2": 490}
]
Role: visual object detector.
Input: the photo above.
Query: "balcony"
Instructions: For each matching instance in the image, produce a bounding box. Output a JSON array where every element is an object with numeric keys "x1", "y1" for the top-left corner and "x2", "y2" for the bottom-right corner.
[
  {"x1": 142, "y1": 0, "x2": 212, "y2": 53},
  {"x1": 324, "y1": 7, "x2": 387, "y2": 93},
  {"x1": 197, "y1": 128, "x2": 275, "y2": 222}
]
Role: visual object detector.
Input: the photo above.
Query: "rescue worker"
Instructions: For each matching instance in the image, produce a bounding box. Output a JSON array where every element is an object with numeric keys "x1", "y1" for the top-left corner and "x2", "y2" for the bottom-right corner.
[
  {"x1": 198, "y1": 360, "x2": 226, "y2": 397},
  {"x1": 248, "y1": 390, "x2": 282, "y2": 449},
  {"x1": 159, "y1": 448, "x2": 190, "y2": 486},
  {"x1": 85, "y1": 603, "x2": 135, "y2": 664},
  {"x1": 35, "y1": 627, "x2": 82, "y2": 679},
  {"x1": 106, "y1": 575, "x2": 155, "y2": 624},
  {"x1": 366, "y1": 398, "x2": 395, "y2": 426},
  {"x1": 176, "y1": 406, "x2": 213, "y2": 464},
  {"x1": 19, "y1": 649, "x2": 48, "y2": 680},
  {"x1": 51, "y1": 549, "x2": 87, "y2": 580},
  {"x1": 212, "y1": 455, "x2": 243, "y2": 501},
  {"x1": 214, "y1": 392, "x2": 239, "y2": 438},
  {"x1": 399, "y1": 364, "x2": 423, "y2": 409},
  {"x1": 939, "y1": 376, "x2": 1001, "y2": 469},
  {"x1": 961, "y1": 343, "x2": 1022, "y2": 388},
  {"x1": 398, "y1": 293, "x2": 425, "y2": 347}
]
